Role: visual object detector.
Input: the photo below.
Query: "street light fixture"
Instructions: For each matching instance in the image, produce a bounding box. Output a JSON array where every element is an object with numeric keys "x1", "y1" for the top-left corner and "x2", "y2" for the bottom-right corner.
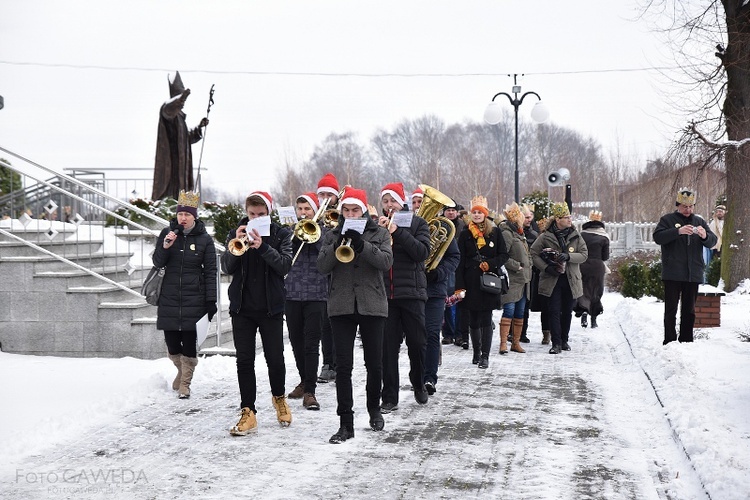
[{"x1": 483, "y1": 74, "x2": 549, "y2": 203}]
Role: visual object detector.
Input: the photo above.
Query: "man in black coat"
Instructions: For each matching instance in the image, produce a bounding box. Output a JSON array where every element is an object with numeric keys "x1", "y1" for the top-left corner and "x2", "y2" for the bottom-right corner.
[{"x1": 653, "y1": 188, "x2": 717, "y2": 345}]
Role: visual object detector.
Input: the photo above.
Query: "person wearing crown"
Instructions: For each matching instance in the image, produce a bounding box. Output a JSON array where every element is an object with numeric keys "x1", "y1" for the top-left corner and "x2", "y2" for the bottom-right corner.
[
  {"x1": 153, "y1": 190, "x2": 217, "y2": 399},
  {"x1": 151, "y1": 71, "x2": 209, "y2": 201},
  {"x1": 455, "y1": 195, "x2": 509, "y2": 368},
  {"x1": 653, "y1": 188, "x2": 717, "y2": 345},
  {"x1": 530, "y1": 202, "x2": 588, "y2": 355},
  {"x1": 574, "y1": 210, "x2": 610, "y2": 329}
]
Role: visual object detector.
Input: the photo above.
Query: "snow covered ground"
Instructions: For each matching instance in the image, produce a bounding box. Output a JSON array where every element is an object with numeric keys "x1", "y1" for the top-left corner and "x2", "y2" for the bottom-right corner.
[{"x1": 1, "y1": 287, "x2": 748, "y2": 499}]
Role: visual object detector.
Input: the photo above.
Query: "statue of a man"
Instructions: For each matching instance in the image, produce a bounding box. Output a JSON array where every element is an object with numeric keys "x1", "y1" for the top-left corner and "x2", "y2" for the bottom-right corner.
[{"x1": 151, "y1": 72, "x2": 208, "y2": 201}]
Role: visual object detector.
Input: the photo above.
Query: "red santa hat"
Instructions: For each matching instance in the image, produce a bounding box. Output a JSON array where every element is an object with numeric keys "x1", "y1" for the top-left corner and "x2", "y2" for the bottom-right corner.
[
  {"x1": 411, "y1": 187, "x2": 424, "y2": 200},
  {"x1": 316, "y1": 172, "x2": 340, "y2": 197},
  {"x1": 297, "y1": 192, "x2": 319, "y2": 212},
  {"x1": 339, "y1": 187, "x2": 368, "y2": 214},
  {"x1": 380, "y1": 182, "x2": 406, "y2": 207},
  {"x1": 250, "y1": 191, "x2": 273, "y2": 213}
]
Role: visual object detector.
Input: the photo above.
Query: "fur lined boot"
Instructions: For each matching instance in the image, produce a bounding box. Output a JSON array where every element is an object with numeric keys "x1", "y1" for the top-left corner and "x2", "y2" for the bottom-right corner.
[{"x1": 178, "y1": 356, "x2": 198, "y2": 399}]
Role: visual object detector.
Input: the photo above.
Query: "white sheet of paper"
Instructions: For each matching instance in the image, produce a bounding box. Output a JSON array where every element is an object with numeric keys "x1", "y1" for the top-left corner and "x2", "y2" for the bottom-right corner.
[
  {"x1": 392, "y1": 211, "x2": 413, "y2": 228},
  {"x1": 340, "y1": 217, "x2": 367, "y2": 234},
  {"x1": 277, "y1": 206, "x2": 298, "y2": 226},
  {"x1": 196, "y1": 313, "x2": 210, "y2": 348},
  {"x1": 247, "y1": 215, "x2": 271, "y2": 237}
]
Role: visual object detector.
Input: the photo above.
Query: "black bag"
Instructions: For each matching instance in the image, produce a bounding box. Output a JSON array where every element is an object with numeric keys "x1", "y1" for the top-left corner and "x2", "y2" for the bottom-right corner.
[
  {"x1": 479, "y1": 270, "x2": 509, "y2": 295},
  {"x1": 141, "y1": 266, "x2": 165, "y2": 306}
]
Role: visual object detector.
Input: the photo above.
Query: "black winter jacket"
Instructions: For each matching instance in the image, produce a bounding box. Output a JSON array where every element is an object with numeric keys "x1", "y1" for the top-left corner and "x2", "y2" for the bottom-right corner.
[
  {"x1": 222, "y1": 220, "x2": 293, "y2": 316},
  {"x1": 382, "y1": 212, "x2": 431, "y2": 301},
  {"x1": 455, "y1": 222, "x2": 509, "y2": 311},
  {"x1": 653, "y1": 211, "x2": 717, "y2": 283},
  {"x1": 153, "y1": 219, "x2": 218, "y2": 331}
]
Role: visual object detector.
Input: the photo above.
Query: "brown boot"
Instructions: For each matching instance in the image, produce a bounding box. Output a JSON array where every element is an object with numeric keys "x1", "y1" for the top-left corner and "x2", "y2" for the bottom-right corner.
[
  {"x1": 498, "y1": 317, "x2": 511, "y2": 354},
  {"x1": 511, "y1": 318, "x2": 526, "y2": 353},
  {"x1": 542, "y1": 330, "x2": 551, "y2": 345},
  {"x1": 168, "y1": 354, "x2": 182, "y2": 391},
  {"x1": 178, "y1": 356, "x2": 198, "y2": 399}
]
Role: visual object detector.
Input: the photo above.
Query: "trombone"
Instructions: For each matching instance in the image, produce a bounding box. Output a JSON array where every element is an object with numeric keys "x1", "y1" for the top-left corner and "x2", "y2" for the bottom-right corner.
[{"x1": 290, "y1": 185, "x2": 348, "y2": 268}]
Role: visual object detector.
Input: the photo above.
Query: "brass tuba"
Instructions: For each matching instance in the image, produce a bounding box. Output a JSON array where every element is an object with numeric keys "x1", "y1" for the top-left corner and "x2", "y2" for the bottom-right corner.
[{"x1": 416, "y1": 184, "x2": 456, "y2": 272}]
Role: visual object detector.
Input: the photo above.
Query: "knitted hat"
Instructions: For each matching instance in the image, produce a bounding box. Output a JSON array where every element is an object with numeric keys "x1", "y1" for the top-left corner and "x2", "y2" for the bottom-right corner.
[
  {"x1": 470, "y1": 195, "x2": 489, "y2": 216},
  {"x1": 381, "y1": 182, "x2": 406, "y2": 207},
  {"x1": 676, "y1": 188, "x2": 696, "y2": 206},
  {"x1": 411, "y1": 187, "x2": 424, "y2": 200},
  {"x1": 340, "y1": 187, "x2": 368, "y2": 214},
  {"x1": 589, "y1": 210, "x2": 603, "y2": 222},
  {"x1": 317, "y1": 172, "x2": 340, "y2": 196},
  {"x1": 176, "y1": 190, "x2": 199, "y2": 218},
  {"x1": 297, "y1": 192, "x2": 319, "y2": 213},
  {"x1": 550, "y1": 202, "x2": 570, "y2": 219},
  {"x1": 249, "y1": 191, "x2": 273, "y2": 213},
  {"x1": 503, "y1": 202, "x2": 524, "y2": 227}
]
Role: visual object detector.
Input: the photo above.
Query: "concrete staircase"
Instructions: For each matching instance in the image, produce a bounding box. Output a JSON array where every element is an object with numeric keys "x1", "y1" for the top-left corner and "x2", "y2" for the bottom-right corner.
[{"x1": 0, "y1": 222, "x2": 233, "y2": 359}]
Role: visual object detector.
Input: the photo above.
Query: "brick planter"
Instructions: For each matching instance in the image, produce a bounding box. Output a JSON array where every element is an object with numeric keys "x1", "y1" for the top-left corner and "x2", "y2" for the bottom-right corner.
[{"x1": 695, "y1": 285, "x2": 725, "y2": 328}]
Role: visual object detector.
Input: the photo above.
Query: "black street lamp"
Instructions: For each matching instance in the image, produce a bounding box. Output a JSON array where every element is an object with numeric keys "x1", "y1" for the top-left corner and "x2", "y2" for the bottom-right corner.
[{"x1": 483, "y1": 74, "x2": 549, "y2": 203}]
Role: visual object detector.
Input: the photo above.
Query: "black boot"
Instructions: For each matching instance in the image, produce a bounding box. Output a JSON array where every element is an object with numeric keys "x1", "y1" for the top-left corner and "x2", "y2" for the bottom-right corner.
[
  {"x1": 591, "y1": 316, "x2": 598, "y2": 329},
  {"x1": 330, "y1": 415, "x2": 355, "y2": 444},
  {"x1": 470, "y1": 328, "x2": 481, "y2": 364},
  {"x1": 369, "y1": 411, "x2": 385, "y2": 431},
  {"x1": 581, "y1": 312, "x2": 588, "y2": 328},
  {"x1": 478, "y1": 326, "x2": 492, "y2": 369}
]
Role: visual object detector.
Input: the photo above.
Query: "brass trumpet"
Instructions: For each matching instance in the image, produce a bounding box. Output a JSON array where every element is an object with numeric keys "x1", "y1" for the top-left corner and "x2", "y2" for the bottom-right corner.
[
  {"x1": 227, "y1": 232, "x2": 254, "y2": 256},
  {"x1": 335, "y1": 238, "x2": 355, "y2": 263}
]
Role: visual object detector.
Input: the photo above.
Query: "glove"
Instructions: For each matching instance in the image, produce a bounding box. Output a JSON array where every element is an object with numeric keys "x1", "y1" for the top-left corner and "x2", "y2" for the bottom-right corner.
[
  {"x1": 541, "y1": 248, "x2": 560, "y2": 265},
  {"x1": 426, "y1": 271, "x2": 439, "y2": 284},
  {"x1": 557, "y1": 252, "x2": 570, "y2": 262},
  {"x1": 344, "y1": 229, "x2": 364, "y2": 253},
  {"x1": 207, "y1": 302, "x2": 217, "y2": 322},
  {"x1": 545, "y1": 264, "x2": 562, "y2": 276},
  {"x1": 479, "y1": 261, "x2": 490, "y2": 272}
]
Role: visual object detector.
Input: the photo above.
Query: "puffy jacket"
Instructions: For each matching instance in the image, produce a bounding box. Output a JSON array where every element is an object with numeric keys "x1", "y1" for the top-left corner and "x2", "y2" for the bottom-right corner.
[
  {"x1": 222, "y1": 220, "x2": 292, "y2": 316},
  {"x1": 531, "y1": 222, "x2": 588, "y2": 299},
  {"x1": 383, "y1": 212, "x2": 431, "y2": 301},
  {"x1": 317, "y1": 217, "x2": 393, "y2": 317},
  {"x1": 285, "y1": 224, "x2": 328, "y2": 301},
  {"x1": 455, "y1": 220, "x2": 509, "y2": 311},
  {"x1": 499, "y1": 220, "x2": 532, "y2": 305},
  {"x1": 153, "y1": 219, "x2": 218, "y2": 331},
  {"x1": 653, "y1": 211, "x2": 717, "y2": 283}
]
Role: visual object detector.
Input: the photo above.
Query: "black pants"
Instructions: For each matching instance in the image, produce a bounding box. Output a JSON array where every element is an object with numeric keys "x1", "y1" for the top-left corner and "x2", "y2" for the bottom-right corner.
[
  {"x1": 457, "y1": 302, "x2": 470, "y2": 343},
  {"x1": 330, "y1": 314, "x2": 385, "y2": 417},
  {"x1": 285, "y1": 300, "x2": 324, "y2": 394},
  {"x1": 231, "y1": 312, "x2": 286, "y2": 412},
  {"x1": 663, "y1": 280, "x2": 699, "y2": 344},
  {"x1": 164, "y1": 330, "x2": 197, "y2": 358},
  {"x1": 382, "y1": 299, "x2": 427, "y2": 405},
  {"x1": 547, "y1": 275, "x2": 574, "y2": 347}
]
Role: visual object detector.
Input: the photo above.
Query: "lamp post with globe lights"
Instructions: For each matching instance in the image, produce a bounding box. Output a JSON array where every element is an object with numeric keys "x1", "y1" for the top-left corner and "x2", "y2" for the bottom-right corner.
[{"x1": 483, "y1": 75, "x2": 549, "y2": 203}]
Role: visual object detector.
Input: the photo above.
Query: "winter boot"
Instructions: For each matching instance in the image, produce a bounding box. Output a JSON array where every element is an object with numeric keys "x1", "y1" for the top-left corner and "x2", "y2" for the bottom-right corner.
[
  {"x1": 511, "y1": 318, "x2": 526, "y2": 353},
  {"x1": 478, "y1": 326, "x2": 493, "y2": 369},
  {"x1": 542, "y1": 330, "x2": 551, "y2": 345},
  {"x1": 470, "y1": 328, "x2": 481, "y2": 364},
  {"x1": 591, "y1": 316, "x2": 598, "y2": 329},
  {"x1": 178, "y1": 356, "x2": 198, "y2": 399},
  {"x1": 168, "y1": 354, "x2": 183, "y2": 391},
  {"x1": 230, "y1": 407, "x2": 257, "y2": 436},
  {"x1": 272, "y1": 395, "x2": 293, "y2": 427},
  {"x1": 581, "y1": 312, "x2": 588, "y2": 328},
  {"x1": 498, "y1": 317, "x2": 511, "y2": 354},
  {"x1": 330, "y1": 414, "x2": 355, "y2": 444}
]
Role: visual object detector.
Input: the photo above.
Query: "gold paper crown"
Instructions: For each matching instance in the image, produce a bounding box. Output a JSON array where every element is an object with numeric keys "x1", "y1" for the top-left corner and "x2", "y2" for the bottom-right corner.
[
  {"x1": 177, "y1": 190, "x2": 200, "y2": 208},
  {"x1": 550, "y1": 202, "x2": 570, "y2": 219},
  {"x1": 521, "y1": 203, "x2": 534, "y2": 215},
  {"x1": 504, "y1": 202, "x2": 524, "y2": 225},
  {"x1": 676, "y1": 188, "x2": 695, "y2": 206},
  {"x1": 537, "y1": 217, "x2": 552, "y2": 232},
  {"x1": 589, "y1": 210, "x2": 603, "y2": 222},
  {"x1": 470, "y1": 195, "x2": 488, "y2": 210}
]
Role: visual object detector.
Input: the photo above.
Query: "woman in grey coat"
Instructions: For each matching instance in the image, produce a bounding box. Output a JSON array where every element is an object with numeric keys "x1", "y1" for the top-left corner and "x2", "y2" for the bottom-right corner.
[{"x1": 498, "y1": 203, "x2": 532, "y2": 354}]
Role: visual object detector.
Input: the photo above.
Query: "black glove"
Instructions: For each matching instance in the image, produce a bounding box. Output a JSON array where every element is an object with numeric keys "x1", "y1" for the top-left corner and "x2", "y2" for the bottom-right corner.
[
  {"x1": 557, "y1": 252, "x2": 570, "y2": 262},
  {"x1": 207, "y1": 302, "x2": 217, "y2": 321},
  {"x1": 540, "y1": 248, "x2": 560, "y2": 265},
  {"x1": 426, "y1": 271, "x2": 439, "y2": 284},
  {"x1": 344, "y1": 229, "x2": 364, "y2": 253},
  {"x1": 545, "y1": 264, "x2": 562, "y2": 276}
]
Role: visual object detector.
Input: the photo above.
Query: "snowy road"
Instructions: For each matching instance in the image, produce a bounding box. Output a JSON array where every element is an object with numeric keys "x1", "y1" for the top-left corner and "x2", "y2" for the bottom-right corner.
[{"x1": 2, "y1": 293, "x2": 732, "y2": 499}]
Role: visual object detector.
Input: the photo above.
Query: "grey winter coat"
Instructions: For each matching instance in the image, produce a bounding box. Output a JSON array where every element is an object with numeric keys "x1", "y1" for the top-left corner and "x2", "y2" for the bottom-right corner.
[
  {"x1": 653, "y1": 211, "x2": 717, "y2": 283},
  {"x1": 153, "y1": 219, "x2": 217, "y2": 331},
  {"x1": 317, "y1": 217, "x2": 393, "y2": 318},
  {"x1": 531, "y1": 222, "x2": 588, "y2": 299},
  {"x1": 499, "y1": 221, "x2": 532, "y2": 305}
]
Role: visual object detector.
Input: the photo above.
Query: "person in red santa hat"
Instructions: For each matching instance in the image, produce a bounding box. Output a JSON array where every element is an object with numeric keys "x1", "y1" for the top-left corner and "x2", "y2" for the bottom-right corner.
[
  {"x1": 411, "y1": 187, "x2": 424, "y2": 212},
  {"x1": 222, "y1": 190, "x2": 294, "y2": 436}
]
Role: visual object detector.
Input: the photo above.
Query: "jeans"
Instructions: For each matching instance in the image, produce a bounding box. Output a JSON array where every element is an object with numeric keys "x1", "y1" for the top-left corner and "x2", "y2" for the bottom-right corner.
[
  {"x1": 424, "y1": 297, "x2": 444, "y2": 385},
  {"x1": 502, "y1": 291, "x2": 527, "y2": 319},
  {"x1": 442, "y1": 304, "x2": 457, "y2": 339},
  {"x1": 231, "y1": 312, "x2": 286, "y2": 412},
  {"x1": 285, "y1": 300, "x2": 325, "y2": 394}
]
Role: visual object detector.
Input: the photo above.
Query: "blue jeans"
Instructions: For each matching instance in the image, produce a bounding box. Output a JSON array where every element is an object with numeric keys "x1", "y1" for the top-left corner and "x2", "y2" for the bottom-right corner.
[
  {"x1": 502, "y1": 291, "x2": 527, "y2": 319},
  {"x1": 424, "y1": 297, "x2": 444, "y2": 385}
]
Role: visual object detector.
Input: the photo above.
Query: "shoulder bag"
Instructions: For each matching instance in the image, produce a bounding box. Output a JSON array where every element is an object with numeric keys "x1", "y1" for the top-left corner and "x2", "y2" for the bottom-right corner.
[{"x1": 141, "y1": 266, "x2": 166, "y2": 306}]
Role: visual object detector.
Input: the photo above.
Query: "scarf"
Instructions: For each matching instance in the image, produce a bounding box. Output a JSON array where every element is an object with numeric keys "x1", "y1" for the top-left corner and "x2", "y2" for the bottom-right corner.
[{"x1": 469, "y1": 221, "x2": 486, "y2": 249}]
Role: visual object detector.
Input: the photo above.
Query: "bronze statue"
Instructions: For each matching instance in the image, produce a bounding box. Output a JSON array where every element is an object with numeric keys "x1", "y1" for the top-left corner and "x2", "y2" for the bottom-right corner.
[{"x1": 151, "y1": 72, "x2": 208, "y2": 201}]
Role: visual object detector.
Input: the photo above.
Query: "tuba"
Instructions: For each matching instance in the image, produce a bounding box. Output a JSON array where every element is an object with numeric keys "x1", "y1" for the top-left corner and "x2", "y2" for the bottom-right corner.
[{"x1": 416, "y1": 184, "x2": 456, "y2": 272}]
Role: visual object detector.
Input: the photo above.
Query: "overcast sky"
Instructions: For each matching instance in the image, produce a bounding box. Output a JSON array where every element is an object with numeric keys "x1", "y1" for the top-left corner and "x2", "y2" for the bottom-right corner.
[{"x1": 0, "y1": 0, "x2": 686, "y2": 200}]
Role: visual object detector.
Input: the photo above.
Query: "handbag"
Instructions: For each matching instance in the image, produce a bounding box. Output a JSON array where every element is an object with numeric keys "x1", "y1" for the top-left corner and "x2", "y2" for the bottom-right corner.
[
  {"x1": 141, "y1": 266, "x2": 166, "y2": 306},
  {"x1": 479, "y1": 270, "x2": 509, "y2": 295}
]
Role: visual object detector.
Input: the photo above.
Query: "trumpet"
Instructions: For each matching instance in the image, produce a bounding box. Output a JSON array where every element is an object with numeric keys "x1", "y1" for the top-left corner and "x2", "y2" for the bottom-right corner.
[
  {"x1": 335, "y1": 238, "x2": 355, "y2": 263},
  {"x1": 227, "y1": 231, "x2": 254, "y2": 256}
]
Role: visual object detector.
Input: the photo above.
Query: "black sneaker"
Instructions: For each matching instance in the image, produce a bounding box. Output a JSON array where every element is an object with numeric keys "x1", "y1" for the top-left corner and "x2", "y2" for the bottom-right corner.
[
  {"x1": 562, "y1": 342, "x2": 571, "y2": 351},
  {"x1": 380, "y1": 402, "x2": 398, "y2": 414},
  {"x1": 460, "y1": 340, "x2": 469, "y2": 350},
  {"x1": 414, "y1": 388, "x2": 429, "y2": 405},
  {"x1": 369, "y1": 412, "x2": 385, "y2": 431},
  {"x1": 520, "y1": 334, "x2": 530, "y2": 343},
  {"x1": 441, "y1": 337, "x2": 454, "y2": 345},
  {"x1": 549, "y1": 345, "x2": 562, "y2": 354},
  {"x1": 424, "y1": 381, "x2": 436, "y2": 395},
  {"x1": 329, "y1": 426, "x2": 355, "y2": 444}
]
